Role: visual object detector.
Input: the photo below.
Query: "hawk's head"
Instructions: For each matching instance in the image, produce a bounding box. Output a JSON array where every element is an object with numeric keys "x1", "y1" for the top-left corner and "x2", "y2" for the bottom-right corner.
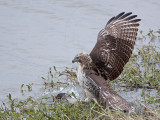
[{"x1": 72, "y1": 53, "x2": 92, "y2": 69}]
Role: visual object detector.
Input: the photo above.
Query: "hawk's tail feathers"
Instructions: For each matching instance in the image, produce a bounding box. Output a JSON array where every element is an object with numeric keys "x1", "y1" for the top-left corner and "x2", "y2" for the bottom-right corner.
[{"x1": 100, "y1": 86, "x2": 135, "y2": 113}]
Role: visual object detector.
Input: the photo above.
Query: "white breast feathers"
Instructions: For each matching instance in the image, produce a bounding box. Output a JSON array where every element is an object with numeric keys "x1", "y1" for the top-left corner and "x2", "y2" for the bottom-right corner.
[{"x1": 77, "y1": 63, "x2": 95, "y2": 101}]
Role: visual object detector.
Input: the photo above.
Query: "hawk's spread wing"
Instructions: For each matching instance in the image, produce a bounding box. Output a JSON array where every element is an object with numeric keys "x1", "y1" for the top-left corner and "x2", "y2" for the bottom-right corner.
[{"x1": 90, "y1": 12, "x2": 141, "y2": 80}]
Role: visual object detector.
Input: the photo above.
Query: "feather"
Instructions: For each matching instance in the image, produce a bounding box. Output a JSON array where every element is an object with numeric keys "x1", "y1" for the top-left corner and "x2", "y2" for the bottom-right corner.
[
  {"x1": 118, "y1": 12, "x2": 132, "y2": 19},
  {"x1": 130, "y1": 19, "x2": 141, "y2": 23},
  {"x1": 124, "y1": 15, "x2": 137, "y2": 21},
  {"x1": 107, "y1": 17, "x2": 115, "y2": 25},
  {"x1": 113, "y1": 12, "x2": 125, "y2": 20}
]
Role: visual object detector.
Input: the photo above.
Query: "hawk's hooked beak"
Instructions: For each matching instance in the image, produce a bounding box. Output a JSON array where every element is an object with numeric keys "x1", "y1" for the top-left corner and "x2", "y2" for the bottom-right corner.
[{"x1": 72, "y1": 57, "x2": 79, "y2": 63}]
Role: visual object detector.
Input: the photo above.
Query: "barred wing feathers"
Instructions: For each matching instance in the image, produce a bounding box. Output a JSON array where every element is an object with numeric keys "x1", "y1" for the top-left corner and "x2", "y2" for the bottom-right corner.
[
  {"x1": 90, "y1": 12, "x2": 141, "y2": 80},
  {"x1": 84, "y1": 70, "x2": 134, "y2": 113}
]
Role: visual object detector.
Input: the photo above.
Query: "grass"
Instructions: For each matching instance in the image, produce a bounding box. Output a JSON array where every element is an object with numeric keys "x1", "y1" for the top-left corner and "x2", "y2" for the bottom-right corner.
[{"x1": 0, "y1": 30, "x2": 160, "y2": 120}]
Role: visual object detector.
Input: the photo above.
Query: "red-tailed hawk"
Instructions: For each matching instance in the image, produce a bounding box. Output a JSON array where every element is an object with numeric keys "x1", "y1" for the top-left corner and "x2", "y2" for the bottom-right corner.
[{"x1": 72, "y1": 12, "x2": 141, "y2": 113}]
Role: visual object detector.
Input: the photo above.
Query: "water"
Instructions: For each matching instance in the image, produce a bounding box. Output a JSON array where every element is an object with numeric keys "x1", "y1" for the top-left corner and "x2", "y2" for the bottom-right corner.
[{"x1": 0, "y1": 0, "x2": 160, "y2": 103}]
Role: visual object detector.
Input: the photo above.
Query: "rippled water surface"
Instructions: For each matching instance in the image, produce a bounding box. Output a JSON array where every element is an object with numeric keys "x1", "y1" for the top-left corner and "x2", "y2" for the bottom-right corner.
[{"x1": 0, "y1": 0, "x2": 160, "y2": 102}]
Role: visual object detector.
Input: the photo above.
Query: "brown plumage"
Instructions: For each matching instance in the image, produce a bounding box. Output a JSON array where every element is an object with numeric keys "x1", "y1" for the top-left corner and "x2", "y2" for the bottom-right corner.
[
  {"x1": 84, "y1": 70, "x2": 135, "y2": 113},
  {"x1": 90, "y1": 12, "x2": 141, "y2": 80},
  {"x1": 72, "y1": 12, "x2": 141, "y2": 112}
]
